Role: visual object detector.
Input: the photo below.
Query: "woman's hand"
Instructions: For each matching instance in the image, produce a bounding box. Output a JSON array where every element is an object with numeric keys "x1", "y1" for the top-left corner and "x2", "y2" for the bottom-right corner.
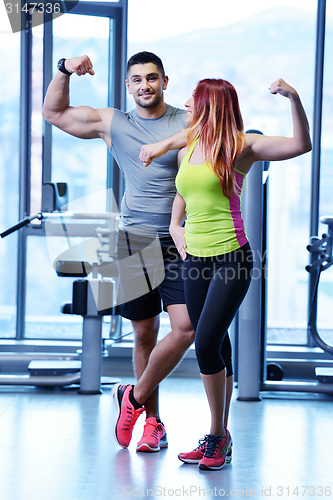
[
  {"x1": 269, "y1": 78, "x2": 297, "y2": 99},
  {"x1": 169, "y1": 224, "x2": 187, "y2": 261},
  {"x1": 139, "y1": 141, "x2": 169, "y2": 167},
  {"x1": 139, "y1": 130, "x2": 187, "y2": 167},
  {"x1": 239, "y1": 78, "x2": 311, "y2": 168}
]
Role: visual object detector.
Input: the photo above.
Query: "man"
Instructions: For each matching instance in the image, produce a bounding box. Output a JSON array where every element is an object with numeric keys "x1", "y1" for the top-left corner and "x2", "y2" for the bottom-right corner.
[{"x1": 42, "y1": 52, "x2": 195, "y2": 452}]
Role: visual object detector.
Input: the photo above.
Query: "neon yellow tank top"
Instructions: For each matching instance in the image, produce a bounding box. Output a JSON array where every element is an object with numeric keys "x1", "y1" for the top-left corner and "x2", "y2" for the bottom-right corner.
[{"x1": 175, "y1": 140, "x2": 248, "y2": 257}]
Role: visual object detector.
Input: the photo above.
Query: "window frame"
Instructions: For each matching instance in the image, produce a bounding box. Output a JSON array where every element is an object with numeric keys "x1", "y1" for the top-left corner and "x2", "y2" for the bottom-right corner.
[{"x1": 15, "y1": 0, "x2": 127, "y2": 340}]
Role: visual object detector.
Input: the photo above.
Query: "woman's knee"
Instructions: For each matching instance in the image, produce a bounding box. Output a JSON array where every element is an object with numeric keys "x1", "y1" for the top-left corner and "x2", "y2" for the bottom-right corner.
[{"x1": 196, "y1": 339, "x2": 225, "y2": 374}]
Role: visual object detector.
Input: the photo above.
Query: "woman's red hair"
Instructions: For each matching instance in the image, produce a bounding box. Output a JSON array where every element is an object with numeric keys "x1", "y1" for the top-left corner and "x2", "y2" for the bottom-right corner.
[{"x1": 187, "y1": 79, "x2": 244, "y2": 198}]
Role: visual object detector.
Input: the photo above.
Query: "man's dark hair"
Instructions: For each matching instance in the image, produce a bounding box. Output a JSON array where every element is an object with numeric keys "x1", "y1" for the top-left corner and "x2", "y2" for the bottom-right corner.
[{"x1": 127, "y1": 51, "x2": 165, "y2": 77}]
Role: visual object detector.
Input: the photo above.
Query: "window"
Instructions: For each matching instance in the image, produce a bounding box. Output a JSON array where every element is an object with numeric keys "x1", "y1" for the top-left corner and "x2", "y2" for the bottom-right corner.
[
  {"x1": 25, "y1": 12, "x2": 113, "y2": 339},
  {"x1": 0, "y1": 30, "x2": 20, "y2": 338},
  {"x1": 51, "y1": 14, "x2": 110, "y2": 208},
  {"x1": 0, "y1": 0, "x2": 127, "y2": 340},
  {"x1": 127, "y1": 0, "x2": 322, "y2": 345}
]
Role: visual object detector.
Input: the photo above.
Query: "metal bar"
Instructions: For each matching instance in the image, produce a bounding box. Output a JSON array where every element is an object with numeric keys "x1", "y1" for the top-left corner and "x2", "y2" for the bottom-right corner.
[
  {"x1": 260, "y1": 170, "x2": 269, "y2": 383},
  {"x1": 108, "y1": 2, "x2": 127, "y2": 210},
  {"x1": 0, "y1": 373, "x2": 81, "y2": 386},
  {"x1": 261, "y1": 381, "x2": 333, "y2": 395},
  {"x1": 42, "y1": 10, "x2": 53, "y2": 184},
  {"x1": 107, "y1": 17, "x2": 117, "y2": 209},
  {"x1": 19, "y1": 8, "x2": 32, "y2": 219},
  {"x1": 307, "y1": 0, "x2": 326, "y2": 346},
  {"x1": 78, "y1": 281, "x2": 103, "y2": 394},
  {"x1": 63, "y1": 1, "x2": 124, "y2": 17},
  {"x1": 237, "y1": 158, "x2": 264, "y2": 401},
  {"x1": 16, "y1": 6, "x2": 33, "y2": 340},
  {"x1": 309, "y1": 0, "x2": 326, "y2": 238}
]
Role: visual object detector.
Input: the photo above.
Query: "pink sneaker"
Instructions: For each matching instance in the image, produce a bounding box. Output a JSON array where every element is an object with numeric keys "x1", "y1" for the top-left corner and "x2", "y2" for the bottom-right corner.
[
  {"x1": 136, "y1": 417, "x2": 168, "y2": 452},
  {"x1": 178, "y1": 434, "x2": 233, "y2": 465},
  {"x1": 178, "y1": 435, "x2": 209, "y2": 463},
  {"x1": 198, "y1": 429, "x2": 233, "y2": 471},
  {"x1": 112, "y1": 383, "x2": 144, "y2": 448}
]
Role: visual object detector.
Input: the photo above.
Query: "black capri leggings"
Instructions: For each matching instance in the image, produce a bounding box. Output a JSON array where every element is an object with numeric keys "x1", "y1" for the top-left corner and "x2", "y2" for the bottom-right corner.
[{"x1": 183, "y1": 243, "x2": 253, "y2": 375}]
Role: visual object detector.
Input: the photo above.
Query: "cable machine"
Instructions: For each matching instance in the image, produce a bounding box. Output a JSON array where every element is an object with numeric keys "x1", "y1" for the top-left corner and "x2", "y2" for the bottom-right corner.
[{"x1": 237, "y1": 0, "x2": 333, "y2": 398}]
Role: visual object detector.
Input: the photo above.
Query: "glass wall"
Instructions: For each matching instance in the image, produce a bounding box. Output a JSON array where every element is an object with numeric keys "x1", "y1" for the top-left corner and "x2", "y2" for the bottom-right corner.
[
  {"x1": 52, "y1": 14, "x2": 110, "y2": 208},
  {"x1": 2, "y1": 0, "x2": 332, "y2": 347},
  {"x1": 0, "y1": 30, "x2": 20, "y2": 338},
  {"x1": 24, "y1": 14, "x2": 113, "y2": 339},
  {"x1": 127, "y1": 0, "x2": 324, "y2": 345},
  {"x1": 0, "y1": 2, "x2": 126, "y2": 341},
  {"x1": 25, "y1": 236, "x2": 82, "y2": 339}
]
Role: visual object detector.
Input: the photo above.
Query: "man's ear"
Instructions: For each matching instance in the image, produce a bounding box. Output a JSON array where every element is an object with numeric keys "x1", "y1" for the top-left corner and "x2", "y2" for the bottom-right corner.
[
  {"x1": 125, "y1": 79, "x2": 132, "y2": 94},
  {"x1": 162, "y1": 75, "x2": 169, "y2": 91}
]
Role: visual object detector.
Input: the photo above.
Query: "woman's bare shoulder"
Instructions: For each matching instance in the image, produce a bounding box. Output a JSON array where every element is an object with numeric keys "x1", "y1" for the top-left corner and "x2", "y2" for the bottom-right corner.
[
  {"x1": 234, "y1": 134, "x2": 257, "y2": 174},
  {"x1": 177, "y1": 145, "x2": 189, "y2": 167}
]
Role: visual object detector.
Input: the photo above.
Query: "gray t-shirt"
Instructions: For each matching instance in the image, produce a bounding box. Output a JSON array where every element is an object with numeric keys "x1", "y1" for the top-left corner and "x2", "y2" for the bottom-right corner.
[{"x1": 110, "y1": 105, "x2": 187, "y2": 237}]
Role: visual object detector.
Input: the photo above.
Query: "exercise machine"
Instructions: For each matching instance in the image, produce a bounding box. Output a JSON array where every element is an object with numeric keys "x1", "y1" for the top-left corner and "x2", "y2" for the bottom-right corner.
[
  {"x1": 261, "y1": 216, "x2": 333, "y2": 394},
  {"x1": 0, "y1": 208, "x2": 120, "y2": 393},
  {"x1": 306, "y1": 215, "x2": 333, "y2": 381},
  {"x1": 237, "y1": 175, "x2": 333, "y2": 397}
]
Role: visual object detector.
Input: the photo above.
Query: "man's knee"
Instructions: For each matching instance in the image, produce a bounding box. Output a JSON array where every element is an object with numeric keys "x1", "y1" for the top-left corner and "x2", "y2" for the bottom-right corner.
[
  {"x1": 172, "y1": 321, "x2": 195, "y2": 349},
  {"x1": 167, "y1": 303, "x2": 195, "y2": 347},
  {"x1": 132, "y1": 317, "x2": 159, "y2": 345},
  {"x1": 182, "y1": 325, "x2": 195, "y2": 346}
]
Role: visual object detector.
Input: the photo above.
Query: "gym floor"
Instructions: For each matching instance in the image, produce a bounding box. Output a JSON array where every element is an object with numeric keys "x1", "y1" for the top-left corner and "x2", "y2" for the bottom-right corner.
[{"x1": 0, "y1": 375, "x2": 332, "y2": 500}]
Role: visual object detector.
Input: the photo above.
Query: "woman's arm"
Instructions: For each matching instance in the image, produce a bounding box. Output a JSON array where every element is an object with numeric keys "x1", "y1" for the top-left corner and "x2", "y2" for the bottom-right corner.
[
  {"x1": 139, "y1": 130, "x2": 187, "y2": 167},
  {"x1": 169, "y1": 192, "x2": 187, "y2": 260},
  {"x1": 241, "y1": 79, "x2": 312, "y2": 170}
]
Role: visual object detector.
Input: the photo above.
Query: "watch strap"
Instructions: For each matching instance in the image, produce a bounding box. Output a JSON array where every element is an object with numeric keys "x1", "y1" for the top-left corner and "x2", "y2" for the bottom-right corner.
[{"x1": 57, "y1": 58, "x2": 72, "y2": 76}]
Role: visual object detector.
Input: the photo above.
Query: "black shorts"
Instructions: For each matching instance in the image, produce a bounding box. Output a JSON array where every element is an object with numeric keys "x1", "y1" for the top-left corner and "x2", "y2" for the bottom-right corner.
[{"x1": 116, "y1": 230, "x2": 186, "y2": 321}]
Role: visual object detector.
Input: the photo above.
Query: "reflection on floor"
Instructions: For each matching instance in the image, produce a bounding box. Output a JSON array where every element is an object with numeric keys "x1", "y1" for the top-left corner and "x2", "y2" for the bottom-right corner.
[{"x1": 0, "y1": 376, "x2": 332, "y2": 500}]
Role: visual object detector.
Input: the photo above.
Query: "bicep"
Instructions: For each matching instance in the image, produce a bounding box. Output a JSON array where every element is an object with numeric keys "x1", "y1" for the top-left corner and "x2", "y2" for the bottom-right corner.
[
  {"x1": 44, "y1": 105, "x2": 112, "y2": 141},
  {"x1": 248, "y1": 134, "x2": 297, "y2": 162}
]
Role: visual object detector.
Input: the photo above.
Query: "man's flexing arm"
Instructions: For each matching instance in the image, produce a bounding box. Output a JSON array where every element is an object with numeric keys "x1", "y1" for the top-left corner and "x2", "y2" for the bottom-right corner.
[{"x1": 42, "y1": 55, "x2": 113, "y2": 148}]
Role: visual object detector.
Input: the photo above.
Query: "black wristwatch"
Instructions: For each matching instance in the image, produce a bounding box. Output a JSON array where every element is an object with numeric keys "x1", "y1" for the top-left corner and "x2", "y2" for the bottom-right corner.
[{"x1": 57, "y1": 58, "x2": 72, "y2": 76}]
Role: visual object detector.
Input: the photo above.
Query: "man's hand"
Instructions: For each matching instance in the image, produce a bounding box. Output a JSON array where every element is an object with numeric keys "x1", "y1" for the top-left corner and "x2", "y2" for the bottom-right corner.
[
  {"x1": 42, "y1": 53, "x2": 112, "y2": 143},
  {"x1": 269, "y1": 78, "x2": 297, "y2": 99},
  {"x1": 65, "y1": 55, "x2": 95, "y2": 77}
]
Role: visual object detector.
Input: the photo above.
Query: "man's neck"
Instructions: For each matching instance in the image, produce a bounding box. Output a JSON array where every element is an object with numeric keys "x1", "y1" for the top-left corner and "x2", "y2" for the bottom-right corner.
[{"x1": 135, "y1": 101, "x2": 167, "y2": 119}]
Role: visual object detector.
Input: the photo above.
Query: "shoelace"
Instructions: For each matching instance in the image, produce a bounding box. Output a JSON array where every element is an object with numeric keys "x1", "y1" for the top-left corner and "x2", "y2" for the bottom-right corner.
[
  {"x1": 143, "y1": 421, "x2": 163, "y2": 438},
  {"x1": 204, "y1": 434, "x2": 226, "y2": 458},
  {"x1": 121, "y1": 405, "x2": 143, "y2": 431},
  {"x1": 196, "y1": 435, "x2": 209, "y2": 450}
]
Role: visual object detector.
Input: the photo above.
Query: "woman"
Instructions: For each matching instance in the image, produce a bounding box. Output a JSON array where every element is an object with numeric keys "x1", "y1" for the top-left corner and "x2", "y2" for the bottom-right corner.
[{"x1": 140, "y1": 78, "x2": 311, "y2": 471}]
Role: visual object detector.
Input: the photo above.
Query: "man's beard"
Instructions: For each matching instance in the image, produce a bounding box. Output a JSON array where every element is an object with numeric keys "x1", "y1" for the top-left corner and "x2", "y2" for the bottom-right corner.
[{"x1": 135, "y1": 92, "x2": 162, "y2": 109}]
